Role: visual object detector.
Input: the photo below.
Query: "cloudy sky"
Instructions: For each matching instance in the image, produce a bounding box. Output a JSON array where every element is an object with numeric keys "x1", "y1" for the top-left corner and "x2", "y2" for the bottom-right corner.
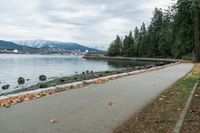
[{"x1": 0, "y1": 0, "x2": 175, "y2": 49}]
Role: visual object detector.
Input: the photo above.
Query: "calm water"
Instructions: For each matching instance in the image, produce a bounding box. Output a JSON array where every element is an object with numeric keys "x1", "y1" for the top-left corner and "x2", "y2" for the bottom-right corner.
[{"x1": 0, "y1": 54, "x2": 147, "y2": 94}]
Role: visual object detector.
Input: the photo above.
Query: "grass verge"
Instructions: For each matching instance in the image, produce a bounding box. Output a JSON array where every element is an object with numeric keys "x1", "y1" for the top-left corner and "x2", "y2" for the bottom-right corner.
[
  {"x1": 114, "y1": 63, "x2": 200, "y2": 133},
  {"x1": 181, "y1": 85, "x2": 200, "y2": 132}
]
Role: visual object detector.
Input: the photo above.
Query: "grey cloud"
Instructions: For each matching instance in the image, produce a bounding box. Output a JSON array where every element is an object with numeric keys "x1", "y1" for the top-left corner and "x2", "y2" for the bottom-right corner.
[{"x1": 0, "y1": 0, "x2": 175, "y2": 48}]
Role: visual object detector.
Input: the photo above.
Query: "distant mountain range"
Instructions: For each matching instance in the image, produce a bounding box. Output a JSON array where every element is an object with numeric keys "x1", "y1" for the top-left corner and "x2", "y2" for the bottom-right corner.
[
  {"x1": 14, "y1": 40, "x2": 100, "y2": 52},
  {"x1": 0, "y1": 40, "x2": 39, "y2": 53},
  {"x1": 0, "y1": 39, "x2": 101, "y2": 54}
]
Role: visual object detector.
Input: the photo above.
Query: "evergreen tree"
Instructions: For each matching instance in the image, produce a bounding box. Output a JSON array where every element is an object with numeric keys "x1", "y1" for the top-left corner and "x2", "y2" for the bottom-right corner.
[
  {"x1": 138, "y1": 23, "x2": 148, "y2": 57},
  {"x1": 193, "y1": 0, "x2": 200, "y2": 62},
  {"x1": 172, "y1": 0, "x2": 197, "y2": 59},
  {"x1": 108, "y1": 35, "x2": 122, "y2": 56},
  {"x1": 148, "y1": 8, "x2": 163, "y2": 57},
  {"x1": 134, "y1": 27, "x2": 140, "y2": 56},
  {"x1": 107, "y1": 42, "x2": 116, "y2": 56},
  {"x1": 107, "y1": 0, "x2": 200, "y2": 62},
  {"x1": 122, "y1": 31, "x2": 135, "y2": 57},
  {"x1": 158, "y1": 9, "x2": 173, "y2": 57}
]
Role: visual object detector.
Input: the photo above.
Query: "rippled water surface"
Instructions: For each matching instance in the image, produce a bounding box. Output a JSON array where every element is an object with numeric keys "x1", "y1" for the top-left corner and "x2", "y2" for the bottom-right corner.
[{"x1": 0, "y1": 54, "x2": 148, "y2": 93}]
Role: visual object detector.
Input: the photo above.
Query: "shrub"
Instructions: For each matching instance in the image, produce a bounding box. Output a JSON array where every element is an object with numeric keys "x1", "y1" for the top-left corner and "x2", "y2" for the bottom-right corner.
[{"x1": 182, "y1": 54, "x2": 192, "y2": 61}]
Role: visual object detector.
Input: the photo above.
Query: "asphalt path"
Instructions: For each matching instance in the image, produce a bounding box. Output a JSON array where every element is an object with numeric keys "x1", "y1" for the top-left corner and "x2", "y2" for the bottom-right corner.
[{"x1": 0, "y1": 63, "x2": 193, "y2": 133}]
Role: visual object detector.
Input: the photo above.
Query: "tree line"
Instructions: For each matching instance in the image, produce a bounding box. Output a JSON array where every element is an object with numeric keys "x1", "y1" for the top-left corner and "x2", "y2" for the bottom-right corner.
[{"x1": 108, "y1": 0, "x2": 200, "y2": 62}]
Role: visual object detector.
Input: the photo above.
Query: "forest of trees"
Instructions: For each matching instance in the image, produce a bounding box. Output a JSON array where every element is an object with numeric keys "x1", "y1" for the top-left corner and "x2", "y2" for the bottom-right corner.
[{"x1": 108, "y1": 0, "x2": 200, "y2": 62}]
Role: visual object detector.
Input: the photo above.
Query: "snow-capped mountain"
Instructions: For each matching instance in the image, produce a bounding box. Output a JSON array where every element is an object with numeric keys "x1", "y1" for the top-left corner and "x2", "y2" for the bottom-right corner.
[
  {"x1": 14, "y1": 40, "x2": 53, "y2": 48},
  {"x1": 90, "y1": 46, "x2": 107, "y2": 51},
  {"x1": 0, "y1": 40, "x2": 39, "y2": 53},
  {"x1": 14, "y1": 40, "x2": 100, "y2": 52}
]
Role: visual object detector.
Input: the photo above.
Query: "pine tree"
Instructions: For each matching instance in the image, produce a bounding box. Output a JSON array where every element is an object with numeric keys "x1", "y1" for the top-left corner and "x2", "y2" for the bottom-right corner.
[
  {"x1": 172, "y1": 0, "x2": 197, "y2": 59},
  {"x1": 107, "y1": 42, "x2": 116, "y2": 56},
  {"x1": 122, "y1": 31, "x2": 135, "y2": 57},
  {"x1": 148, "y1": 8, "x2": 163, "y2": 57},
  {"x1": 107, "y1": 0, "x2": 200, "y2": 62},
  {"x1": 134, "y1": 27, "x2": 140, "y2": 56},
  {"x1": 107, "y1": 35, "x2": 122, "y2": 56},
  {"x1": 138, "y1": 23, "x2": 148, "y2": 57},
  {"x1": 158, "y1": 9, "x2": 173, "y2": 57},
  {"x1": 193, "y1": 0, "x2": 200, "y2": 62}
]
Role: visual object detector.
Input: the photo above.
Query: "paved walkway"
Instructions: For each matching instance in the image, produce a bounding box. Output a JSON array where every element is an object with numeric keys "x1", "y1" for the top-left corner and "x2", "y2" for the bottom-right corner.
[{"x1": 0, "y1": 63, "x2": 193, "y2": 133}]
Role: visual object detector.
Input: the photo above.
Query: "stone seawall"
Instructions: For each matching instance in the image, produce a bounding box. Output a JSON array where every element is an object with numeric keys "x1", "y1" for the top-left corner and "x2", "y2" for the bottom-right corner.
[{"x1": 83, "y1": 55, "x2": 178, "y2": 63}]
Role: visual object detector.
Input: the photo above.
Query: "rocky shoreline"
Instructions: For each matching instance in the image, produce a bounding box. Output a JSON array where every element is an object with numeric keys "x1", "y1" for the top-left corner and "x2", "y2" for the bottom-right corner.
[
  {"x1": 0, "y1": 62, "x2": 167, "y2": 97},
  {"x1": 0, "y1": 61, "x2": 179, "y2": 108}
]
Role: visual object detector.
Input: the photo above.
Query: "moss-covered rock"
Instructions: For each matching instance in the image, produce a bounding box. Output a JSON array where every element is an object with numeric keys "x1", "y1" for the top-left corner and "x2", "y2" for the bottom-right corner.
[
  {"x1": 60, "y1": 79, "x2": 65, "y2": 83},
  {"x1": 18, "y1": 77, "x2": 25, "y2": 85},
  {"x1": 39, "y1": 75, "x2": 47, "y2": 81},
  {"x1": 2, "y1": 84, "x2": 10, "y2": 90},
  {"x1": 39, "y1": 83, "x2": 48, "y2": 88}
]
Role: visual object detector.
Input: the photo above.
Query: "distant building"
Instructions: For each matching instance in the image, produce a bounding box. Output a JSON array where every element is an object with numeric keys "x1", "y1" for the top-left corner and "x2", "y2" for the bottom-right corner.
[{"x1": 13, "y1": 49, "x2": 19, "y2": 53}]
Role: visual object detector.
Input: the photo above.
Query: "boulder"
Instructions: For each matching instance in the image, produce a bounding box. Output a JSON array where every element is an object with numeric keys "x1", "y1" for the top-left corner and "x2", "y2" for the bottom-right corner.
[
  {"x1": 39, "y1": 75, "x2": 47, "y2": 81},
  {"x1": 2, "y1": 84, "x2": 10, "y2": 90},
  {"x1": 60, "y1": 79, "x2": 65, "y2": 83},
  {"x1": 18, "y1": 77, "x2": 25, "y2": 85}
]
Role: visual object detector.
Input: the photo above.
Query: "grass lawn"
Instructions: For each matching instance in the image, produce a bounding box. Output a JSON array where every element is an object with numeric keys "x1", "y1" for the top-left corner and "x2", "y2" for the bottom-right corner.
[{"x1": 114, "y1": 63, "x2": 200, "y2": 133}]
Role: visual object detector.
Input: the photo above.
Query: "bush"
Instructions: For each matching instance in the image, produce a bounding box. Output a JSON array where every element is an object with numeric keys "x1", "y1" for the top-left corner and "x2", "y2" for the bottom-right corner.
[
  {"x1": 18, "y1": 77, "x2": 25, "y2": 85},
  {"x1": 182, "y1": 54, "x2": 192, "y2": 61}
]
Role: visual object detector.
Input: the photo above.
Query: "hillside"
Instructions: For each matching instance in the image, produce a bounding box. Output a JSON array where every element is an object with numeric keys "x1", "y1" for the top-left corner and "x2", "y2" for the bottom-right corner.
[
  {"x1": 15, "y1": 40, "x2": 100, "y2": 52},
  {"x1": 0, "y1": 40, "x2": 39, "y2": 53}
]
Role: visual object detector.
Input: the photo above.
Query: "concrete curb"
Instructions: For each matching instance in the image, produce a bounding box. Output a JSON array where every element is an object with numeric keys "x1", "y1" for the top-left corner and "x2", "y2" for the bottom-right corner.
[
  {"x1": 173, "y1": 81, "x2": 199, "y2": 133},
  {"x1": 83, "y1": 55, "x2": 179, "y2": 63}
]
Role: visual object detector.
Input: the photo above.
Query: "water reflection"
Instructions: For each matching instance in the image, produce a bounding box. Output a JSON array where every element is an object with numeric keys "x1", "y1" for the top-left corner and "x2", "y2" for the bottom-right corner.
[{"x1": 107, "y1": 60, "x2": 148, "y2": 68}]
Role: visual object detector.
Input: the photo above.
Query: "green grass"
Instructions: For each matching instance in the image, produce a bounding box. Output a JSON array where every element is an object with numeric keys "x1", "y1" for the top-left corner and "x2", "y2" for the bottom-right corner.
[{"x1": 114, "y1": 65, "x2": 199, "y2": 133}]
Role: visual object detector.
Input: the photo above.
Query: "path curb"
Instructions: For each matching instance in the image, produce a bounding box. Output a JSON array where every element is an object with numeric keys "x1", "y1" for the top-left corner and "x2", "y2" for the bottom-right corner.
[{"x1": 173, "y1": 81, "x2": 199, "y2": 133}]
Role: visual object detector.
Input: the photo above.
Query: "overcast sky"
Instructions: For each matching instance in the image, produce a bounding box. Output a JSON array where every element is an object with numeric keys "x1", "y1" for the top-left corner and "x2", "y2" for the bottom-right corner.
[{"x1": 0, "y1": 0, "x2": 175, "y2": 48}]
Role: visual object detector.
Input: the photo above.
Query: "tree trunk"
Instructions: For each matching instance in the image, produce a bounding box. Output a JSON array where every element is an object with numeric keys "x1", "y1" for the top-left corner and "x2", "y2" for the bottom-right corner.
[{"x1": 194, "y1": 6, "x2": 200, "y2": 62}]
